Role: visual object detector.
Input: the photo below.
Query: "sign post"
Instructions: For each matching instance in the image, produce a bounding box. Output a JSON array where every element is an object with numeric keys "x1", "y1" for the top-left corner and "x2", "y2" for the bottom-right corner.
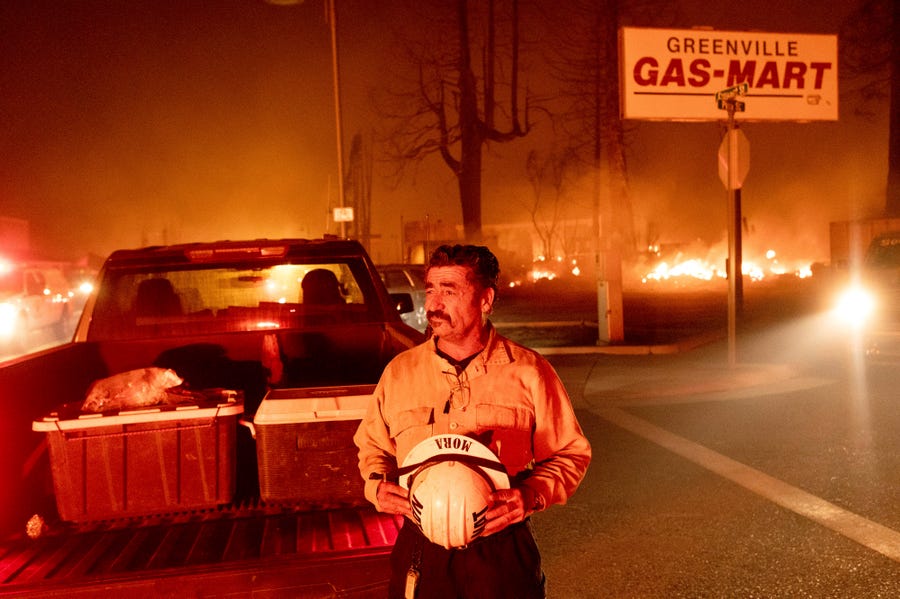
[
  {"x1": 333, "y1": 206, "x2": 354, "y2": 239},
  {"x1": 715, "y1": 83, "x2": 749, "y2": 367}
]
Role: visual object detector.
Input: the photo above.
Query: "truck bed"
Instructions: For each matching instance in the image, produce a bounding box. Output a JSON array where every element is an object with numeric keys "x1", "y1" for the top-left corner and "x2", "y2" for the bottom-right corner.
[
  {"x1": 0, "y1": 504, "x2": 402, "y2": 597},
  {"x1": 0, "y1": 342, "x2": 403, "y2": 597}
]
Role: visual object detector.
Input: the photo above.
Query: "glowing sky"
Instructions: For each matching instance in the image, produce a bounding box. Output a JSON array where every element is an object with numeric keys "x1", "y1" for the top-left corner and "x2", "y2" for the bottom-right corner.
[{"x1": 0, "y1": 0, "x2": 888, "y2": 266}]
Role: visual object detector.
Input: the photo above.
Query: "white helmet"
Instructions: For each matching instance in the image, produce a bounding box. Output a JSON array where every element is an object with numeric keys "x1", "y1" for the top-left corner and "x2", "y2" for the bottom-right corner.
[{"x1": 399, "y1": 434, "x2": 509, "y2": 549}]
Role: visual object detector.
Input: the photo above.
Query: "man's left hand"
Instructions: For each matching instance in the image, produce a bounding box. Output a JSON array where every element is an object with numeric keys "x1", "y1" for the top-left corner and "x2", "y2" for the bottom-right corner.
[{"x1": 483, "y1": 487, "x2": 527, "y2": 537}]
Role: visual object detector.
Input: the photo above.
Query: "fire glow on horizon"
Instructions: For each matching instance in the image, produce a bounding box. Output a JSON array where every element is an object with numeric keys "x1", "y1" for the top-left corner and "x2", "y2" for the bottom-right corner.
[
  {"x1": 640, "y1": 246, "x2": 814, "y2": 284},
  {"x1": 516, "y1": 246, "x2": 815, "y2": 288}
]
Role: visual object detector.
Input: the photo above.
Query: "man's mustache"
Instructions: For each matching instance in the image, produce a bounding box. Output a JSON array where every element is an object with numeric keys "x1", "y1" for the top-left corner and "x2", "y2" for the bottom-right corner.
[{"x1": 426, "y1": 310, "x2": 451, "y2": 324}]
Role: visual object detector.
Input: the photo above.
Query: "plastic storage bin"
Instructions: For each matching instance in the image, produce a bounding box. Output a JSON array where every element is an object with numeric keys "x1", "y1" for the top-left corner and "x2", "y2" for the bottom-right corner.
[
  {"x1": 249, "y1": 385, "x2": 374, "y2": 508},
  {"x1": 33, "y1": 391, "x2": 243, "y2": 523}
]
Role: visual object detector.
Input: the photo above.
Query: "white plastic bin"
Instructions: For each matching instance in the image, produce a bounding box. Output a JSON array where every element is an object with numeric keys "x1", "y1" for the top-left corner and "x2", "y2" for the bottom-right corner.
[{"x1": 249, "y1": 385, "x2": 374, "y2": 508}]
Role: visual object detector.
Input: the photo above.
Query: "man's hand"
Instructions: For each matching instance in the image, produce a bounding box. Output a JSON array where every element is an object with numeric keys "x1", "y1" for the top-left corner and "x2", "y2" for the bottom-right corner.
[
  {"x1": 376, "y1": 480, "x2": 413, "y2": 517},
  {"x1": 482, "y1": 487, "x2": 528, "y2": 537}
]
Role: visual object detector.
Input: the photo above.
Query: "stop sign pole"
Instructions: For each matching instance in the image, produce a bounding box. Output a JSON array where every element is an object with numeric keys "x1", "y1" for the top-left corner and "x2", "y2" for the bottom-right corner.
[{"x1": 715, "y1": 83, "x2": 749, "y2": 367}]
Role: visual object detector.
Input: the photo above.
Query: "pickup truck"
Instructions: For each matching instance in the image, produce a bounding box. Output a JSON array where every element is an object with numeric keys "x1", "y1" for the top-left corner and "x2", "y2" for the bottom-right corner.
[{"x1": 0, "y1": 237, "x2": 424, "y2": 597}]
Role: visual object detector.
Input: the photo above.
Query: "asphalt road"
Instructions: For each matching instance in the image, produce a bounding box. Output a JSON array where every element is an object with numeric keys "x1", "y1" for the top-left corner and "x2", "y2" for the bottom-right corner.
[
  {"x1": 492, "y1": 275, "x2": 830, "y2": 349},
  {"x1": 515, "y1": 283, "x2": 900, "y2": 598},
  {"x1": 5, "y1": 274, "x2": 896, "y2": 596}
]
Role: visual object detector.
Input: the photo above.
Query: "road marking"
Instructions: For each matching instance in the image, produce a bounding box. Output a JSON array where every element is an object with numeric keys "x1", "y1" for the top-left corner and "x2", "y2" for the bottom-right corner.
[
  {"x1": 597, "y1": 376, "x2": 835, "y2": 406},
  {"x1": 599, "y1": 407, "x2": 900, "y2": 563}
]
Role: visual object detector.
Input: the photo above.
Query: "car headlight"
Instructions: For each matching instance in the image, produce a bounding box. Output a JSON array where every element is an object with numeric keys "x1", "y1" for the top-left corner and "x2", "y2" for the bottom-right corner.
[{"x1": 833, "y1": 285, "x2": 877, "y2": 328}]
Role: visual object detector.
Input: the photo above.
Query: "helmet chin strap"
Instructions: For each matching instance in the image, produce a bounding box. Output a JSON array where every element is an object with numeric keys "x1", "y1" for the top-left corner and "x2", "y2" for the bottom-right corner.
[
  {"x1": 398, "y1": 453, "x2": 508, "y2": 487},
  {"x1": 398, "y1": 434, "x2": 509, "y2": 492}
]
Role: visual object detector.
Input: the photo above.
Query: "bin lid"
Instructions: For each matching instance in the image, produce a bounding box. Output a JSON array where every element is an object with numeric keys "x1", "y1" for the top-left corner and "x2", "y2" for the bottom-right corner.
[
  {"x1": 33, "y1": 391, "x2": 243, "y2": 431},
  {"x1": 255, "y1": 384, "x2": 375, "y2": 424}
]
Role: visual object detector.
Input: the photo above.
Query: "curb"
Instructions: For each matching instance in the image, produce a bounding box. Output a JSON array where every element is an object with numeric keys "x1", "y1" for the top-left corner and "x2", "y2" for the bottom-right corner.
[{"x1": 532, "y1": 330, "x2": 725, "y2": 356}]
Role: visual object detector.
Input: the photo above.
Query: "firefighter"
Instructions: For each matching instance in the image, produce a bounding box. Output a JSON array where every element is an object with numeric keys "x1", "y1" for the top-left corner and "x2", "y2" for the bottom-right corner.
[{"x1": 354, "y1": 244, "x2": 591, "y2": 599}]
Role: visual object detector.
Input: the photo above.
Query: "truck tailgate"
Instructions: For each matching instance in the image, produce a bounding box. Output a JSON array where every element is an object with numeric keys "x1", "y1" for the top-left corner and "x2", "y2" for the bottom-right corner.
[{"x1": 0, "y1": 507, "x2": 402, "y2": 597}]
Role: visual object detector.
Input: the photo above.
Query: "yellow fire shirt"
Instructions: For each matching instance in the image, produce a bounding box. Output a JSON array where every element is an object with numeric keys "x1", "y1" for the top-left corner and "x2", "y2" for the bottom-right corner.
[{"x1": 354, "y1": 324, "x2": 591, "y2": 513}]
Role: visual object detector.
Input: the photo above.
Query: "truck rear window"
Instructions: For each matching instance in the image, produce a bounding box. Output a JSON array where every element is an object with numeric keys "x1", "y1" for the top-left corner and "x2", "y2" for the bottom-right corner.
[{"x1": 88, "y1": 261, "x2": 380, "y2": 340}]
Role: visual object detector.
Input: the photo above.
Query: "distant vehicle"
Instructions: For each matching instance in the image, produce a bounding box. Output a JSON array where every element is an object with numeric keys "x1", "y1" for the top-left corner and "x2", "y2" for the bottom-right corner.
[
  {"x1": 378, "y1": 263, "x2": 428, "y2": 332},
  {"x1": 0, "y1": 261, "x2": 73, "y2": 350},
  {"x1": 833, "y1": 230, "x2": 900, "y2": 360}
]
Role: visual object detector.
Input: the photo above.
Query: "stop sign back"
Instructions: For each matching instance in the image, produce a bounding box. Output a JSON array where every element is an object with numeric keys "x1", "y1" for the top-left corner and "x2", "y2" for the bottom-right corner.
[{"x1": 717, "y1": 128, "x2": 750, "y2": 189}]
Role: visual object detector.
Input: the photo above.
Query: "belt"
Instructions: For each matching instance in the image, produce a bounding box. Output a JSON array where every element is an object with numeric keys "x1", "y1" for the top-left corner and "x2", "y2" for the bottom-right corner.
[{"x1": 403, "y1": 516, "x2": 531, "y2": 551}]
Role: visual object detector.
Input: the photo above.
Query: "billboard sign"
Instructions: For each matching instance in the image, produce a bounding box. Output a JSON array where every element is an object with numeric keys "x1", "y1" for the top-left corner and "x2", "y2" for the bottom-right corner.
[{"x1": 619, "y1": 27, "x2": 838, "y2": 121}]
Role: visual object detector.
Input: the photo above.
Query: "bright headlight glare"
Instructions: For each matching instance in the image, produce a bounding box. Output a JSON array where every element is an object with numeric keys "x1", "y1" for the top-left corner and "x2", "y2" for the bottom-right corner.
[
  {"x1": 834, "y1": 286, "x2": 876, "y2": 327},
  {"x1": 0, "y1": 302, "x2": 18, "y2": 337}
]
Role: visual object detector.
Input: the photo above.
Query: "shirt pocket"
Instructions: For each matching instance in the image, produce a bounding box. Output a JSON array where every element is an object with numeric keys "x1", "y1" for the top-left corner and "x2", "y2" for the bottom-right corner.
[
  {"x1": 474, "y1": 404, "x2": 533, "y2": 432},
  {"x1": 389, "y1": 406, "x2": 433, "y2": 442},
  {"x1": 474, "y1": 404, "x2": 534, "y2": 474}
]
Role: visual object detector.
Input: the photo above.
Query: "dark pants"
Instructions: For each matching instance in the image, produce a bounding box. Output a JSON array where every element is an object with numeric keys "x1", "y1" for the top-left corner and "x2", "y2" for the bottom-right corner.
[{"x1": 388, "y1": 518, "x2": 546, "y2": 599}]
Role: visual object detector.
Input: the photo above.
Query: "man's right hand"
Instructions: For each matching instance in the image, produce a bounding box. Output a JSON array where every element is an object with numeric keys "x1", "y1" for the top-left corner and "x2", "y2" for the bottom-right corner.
[{"x1": 376, "y1": 480, "x2": 413, "y2": 517}]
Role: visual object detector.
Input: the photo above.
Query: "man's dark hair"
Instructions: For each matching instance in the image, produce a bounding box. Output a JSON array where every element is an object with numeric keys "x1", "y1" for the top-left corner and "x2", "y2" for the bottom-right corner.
[{"x1": 427, "y1": 245, "x2": 500, "y2": 292}]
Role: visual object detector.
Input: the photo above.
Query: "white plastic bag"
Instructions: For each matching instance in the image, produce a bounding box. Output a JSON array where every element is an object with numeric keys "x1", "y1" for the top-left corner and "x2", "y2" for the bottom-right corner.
[{"x1": 81, "y1": 367, "x2": 184, "y2": 413}]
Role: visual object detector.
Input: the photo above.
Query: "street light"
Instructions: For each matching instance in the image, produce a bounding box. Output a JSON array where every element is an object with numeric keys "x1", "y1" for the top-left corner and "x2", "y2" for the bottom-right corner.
[{"x1": 265, "y1": 0, "x2": 346, "y2": 236}]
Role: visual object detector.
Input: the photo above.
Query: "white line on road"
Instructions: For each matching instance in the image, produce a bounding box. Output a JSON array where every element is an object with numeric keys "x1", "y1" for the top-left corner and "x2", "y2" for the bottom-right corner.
[{"x1": 599, "y1": 407, "x2": 900, "y2": 563}]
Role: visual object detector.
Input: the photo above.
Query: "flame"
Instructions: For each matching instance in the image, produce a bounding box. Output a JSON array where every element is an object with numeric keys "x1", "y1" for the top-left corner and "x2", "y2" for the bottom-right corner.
[
  {"x1": 643, "y1": 259, "x2": 721, "y2": 283},
  {"x1": 527, "y1": 256, "x2": 582, "y2": 284},
  {"x1": 640, "y1": 247, "x2": 813, "y2": 285},
  {"x1": 511, "y1": 246, "x2": 815, "y2": 289}
]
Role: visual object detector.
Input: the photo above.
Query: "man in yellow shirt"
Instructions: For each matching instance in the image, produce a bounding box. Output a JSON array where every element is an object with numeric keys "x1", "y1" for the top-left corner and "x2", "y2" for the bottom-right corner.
[{"x1": 354, "y1": 244, "x2": 591, "y2": 598}]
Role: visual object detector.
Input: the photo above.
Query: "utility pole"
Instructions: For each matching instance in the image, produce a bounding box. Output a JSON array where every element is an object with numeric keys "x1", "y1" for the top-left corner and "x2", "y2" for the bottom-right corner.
[
  {"x1": 326, "y1": 0, "x2": 346, "y2": 238},
  {"x1": 265, "y1": 0, "x2": 347, "y2": 237}
]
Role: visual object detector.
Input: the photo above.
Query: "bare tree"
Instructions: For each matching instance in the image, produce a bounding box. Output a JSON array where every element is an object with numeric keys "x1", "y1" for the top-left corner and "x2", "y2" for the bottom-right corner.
[
  {"x1": 344, "y1": 132, "x2": 373, "y2": 250},
  {"x1": 841, "y1": 0, "x2": 899, "y2": 216},
  {"x1": 545, "y1": 0, "x2": 639, "y2": 257},
  {"x1": 541, "y1": 0, "x2": 675, "y2": 342},
  {"x1": 377, "y1": 0, "x2": 533, "y2": 241},
  {"x1": 543, "y1": 0, "x2": 631, "y2": 342},
  {"x1": 523, "y1": 148, "x2": 579, "y2": 260}
]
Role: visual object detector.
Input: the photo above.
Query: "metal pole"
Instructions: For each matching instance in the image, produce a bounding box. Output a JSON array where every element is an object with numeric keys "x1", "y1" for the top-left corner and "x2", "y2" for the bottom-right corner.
[
  {"x1": 726, "y1": 104, "x2": 738, "y2": 367},
  {"x1": 594, "y1": 168, "x2": 607, "y2": 345},
  {"x1": 265, "y1": 0, "x2": 345, "y2": 236},
  {"x1": 735, "y1": 187, "x2": 743, "y2": 316},
  {"x1": 327, "y1": 0, "x2": 346, "y2": 238}
]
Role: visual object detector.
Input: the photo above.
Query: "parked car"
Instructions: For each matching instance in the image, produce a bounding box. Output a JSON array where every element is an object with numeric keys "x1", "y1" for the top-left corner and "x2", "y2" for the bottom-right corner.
[
  {"x1": 0, "y1": 261, "x2": 73, "y2": 351},
  {"x1": 833, "y1": 230, "x2": 900, "y2": 360},
  {"x1": 378, "y1": 263, "x2": 428, "y2": 332}
]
